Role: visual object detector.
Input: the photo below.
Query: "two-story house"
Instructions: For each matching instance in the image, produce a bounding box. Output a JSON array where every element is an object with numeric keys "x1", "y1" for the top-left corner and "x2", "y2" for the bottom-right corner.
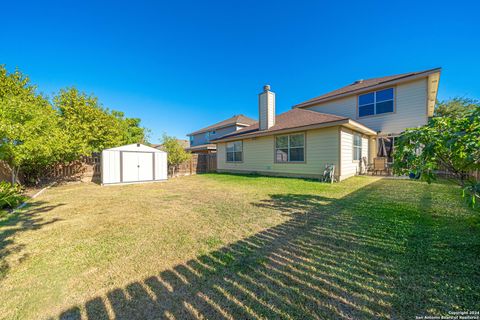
[
  {"x1": 212, "y1": 68, "x2": 441, "y2": 181},
  {"x1": 186, "y1": 114, "x2": 256, "y2": 153}
]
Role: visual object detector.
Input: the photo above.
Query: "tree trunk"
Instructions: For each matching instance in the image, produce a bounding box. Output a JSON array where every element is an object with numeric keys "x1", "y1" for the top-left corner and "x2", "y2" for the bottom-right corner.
[
  {"x1": 6, "y1": 162, "x2": 18, "y2": 186},
  {"x1": 11, "y1": 166, "x2": 21, "y2": 185}
]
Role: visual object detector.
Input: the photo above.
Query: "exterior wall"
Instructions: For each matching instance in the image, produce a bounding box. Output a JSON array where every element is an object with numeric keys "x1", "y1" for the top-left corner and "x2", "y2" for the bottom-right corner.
[
  {"x1": 190, "y1": 124, "x2": 240, "y2": 146},
  {"x1": 259, "y1": 90, "x2": 275, "y2": 130},
  {"x1": 259, "y1": 93, "x2": 267, "y2": 130},
  {"x1": 340, "y1": 129, "x2": 355, "y2": 179},
  {"x1": 101, "y1": 150, "x2": 121, "y2": 184},
  {"x1": 362, "y1": 136, "x2": 369, "y2": 160},
  {"x1": 268, "y1": 92, "x2": 275, "y2": 128},
  {"x1": 154, "y1": 152, "x2": 168, "y2": 181},
  {"x1": 339, "y1": 128, "x2": 370, "y2": 180},
  {"x1": 305, "y1": 78, "x2": 428, "y2": 135},
  {"x1": 101, "y1": 149, "x2": 167, "y2": 185},
  {"x1": 217, "y1": 127, "x2": 340, "y2": 179}
]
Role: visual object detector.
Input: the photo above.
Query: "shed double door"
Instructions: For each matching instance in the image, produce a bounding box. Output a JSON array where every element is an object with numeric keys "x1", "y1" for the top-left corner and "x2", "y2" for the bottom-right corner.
[{"x1": 122, "y1": 152, "x2": 154, "y2": 182}]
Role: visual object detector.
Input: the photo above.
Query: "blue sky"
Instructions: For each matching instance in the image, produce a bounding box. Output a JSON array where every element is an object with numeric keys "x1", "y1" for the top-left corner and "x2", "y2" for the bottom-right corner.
[{"x1": 1, "y1": 1, "x2": 479, "y2": 142}]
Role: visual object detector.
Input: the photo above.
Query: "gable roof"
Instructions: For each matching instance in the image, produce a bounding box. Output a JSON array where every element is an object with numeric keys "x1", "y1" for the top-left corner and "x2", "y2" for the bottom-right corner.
[
  {"x1": 294, "y1": 67, "x2": 441, "y2": 109},
  {"x1": 187, "y1": 114, "x2": 256, "y2": 136},
  {"x1": 104, "y1": 143, "x2": 165, "y2": 153},
  {"x1": 212, "y1": 108, "x2": 376, "y2": 143}
]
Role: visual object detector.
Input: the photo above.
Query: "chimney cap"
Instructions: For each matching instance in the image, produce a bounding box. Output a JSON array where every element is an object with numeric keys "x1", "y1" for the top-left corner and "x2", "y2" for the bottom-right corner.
[{"x1": 263, "y1": 84, "x2": 271, "y2": 91}]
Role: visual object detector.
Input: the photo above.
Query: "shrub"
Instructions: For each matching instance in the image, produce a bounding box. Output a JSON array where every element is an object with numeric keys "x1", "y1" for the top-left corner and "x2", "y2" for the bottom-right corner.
[{"x1": 0, "y1": 182, "x2": 25, "y2": 209}]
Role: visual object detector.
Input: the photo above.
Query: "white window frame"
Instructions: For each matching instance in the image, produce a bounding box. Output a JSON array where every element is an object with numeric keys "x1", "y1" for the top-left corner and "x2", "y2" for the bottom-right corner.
[
  {"x1": 353, "y1": 133, "x2": 362, "y2": 161},
  {"x1": 226, "y1": 141, "x2": 243, "y2": 163},
  {"x1": 358, "y1": 87, "x2": 395, "y2": 118},
  {"x1": 275, "y1": 133, "x2": 305, "y2": 163}
]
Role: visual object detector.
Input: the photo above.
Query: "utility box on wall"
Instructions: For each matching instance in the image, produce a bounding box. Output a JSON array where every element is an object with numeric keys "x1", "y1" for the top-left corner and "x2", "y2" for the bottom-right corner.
[{"x1": 101, "y1": 144, "x2": 167, "y2": 185}]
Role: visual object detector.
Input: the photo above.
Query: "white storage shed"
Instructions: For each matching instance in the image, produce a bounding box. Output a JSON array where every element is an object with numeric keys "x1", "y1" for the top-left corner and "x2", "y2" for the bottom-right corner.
[{"x1": 101, "y1": 143, "x2": 167, "y2": 185}]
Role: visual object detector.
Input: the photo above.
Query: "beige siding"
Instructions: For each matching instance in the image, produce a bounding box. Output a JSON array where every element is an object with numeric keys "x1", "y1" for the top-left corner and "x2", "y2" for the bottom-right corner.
[
  {"x1": 259, "y1": 91, "x2": 275, "y2": 130},
  {"x1": 306, "y1": 78, "x2": 428, "y2": 135},
  {"x1": 191, "y1": 124, "x2": 241, "y2": 146},
  {"x1": 259, "y1": 93, "x2": 267, "y2": 130},
  {"x1": 362, "y1": 136, "x2": 369, "y2": 159},
  {"x1": 217, "y1": 127, "x2": 340, "y2": 179},
  {"x1": 267, "y1": 91, "x2": 275, "y2": 127},
  {"x1": 339, "y1": 128, "x2": 370, "y2": 180},
  {"x1": 340, "y1": 129, "x2": 355, "y2": 179}
]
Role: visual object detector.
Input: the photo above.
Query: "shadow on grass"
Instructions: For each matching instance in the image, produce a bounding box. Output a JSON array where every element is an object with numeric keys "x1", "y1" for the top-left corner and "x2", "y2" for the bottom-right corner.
[
  {"x1": 203, "y1": 171, "x2": 322, "y2": 183},
  {"x1": 56, "y1": 180, "x2": 479, "y2": 319},
  {"x1": 0, "y1": 202, "x2": 64, "y2": 280}
]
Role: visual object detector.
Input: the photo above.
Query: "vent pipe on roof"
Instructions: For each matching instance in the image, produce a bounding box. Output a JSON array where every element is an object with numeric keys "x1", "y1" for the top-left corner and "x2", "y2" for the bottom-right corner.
[
  {"x1": 353, "y1": 79, "x2": 364, "y2": 85},
  {"x1": 259, "y1": 85, "x2": 275, "y2": 130}
]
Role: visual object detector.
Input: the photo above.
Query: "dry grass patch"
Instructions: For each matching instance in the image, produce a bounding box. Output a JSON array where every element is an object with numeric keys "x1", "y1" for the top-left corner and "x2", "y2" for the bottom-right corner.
[{"x1": 0, "y1": 174, "x2": 478, "y2": 319}]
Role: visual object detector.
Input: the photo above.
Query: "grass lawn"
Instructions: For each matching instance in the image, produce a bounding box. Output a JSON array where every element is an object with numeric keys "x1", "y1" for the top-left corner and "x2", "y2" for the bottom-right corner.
[{"x1": 0, "y1": 174, "x2": 479, "y2": 319}]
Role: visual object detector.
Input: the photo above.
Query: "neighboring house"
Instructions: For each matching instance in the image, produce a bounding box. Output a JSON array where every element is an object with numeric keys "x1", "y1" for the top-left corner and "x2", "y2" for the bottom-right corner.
[
  {"x1": 186, "y1": 114, "x2": 256, "y2": 153},
  {"x1": 151, "y1": 140, "x2": 190, "y2": 151},
  {"x1": 212, "y1": 68, "x2": 441, "y2": 181}
]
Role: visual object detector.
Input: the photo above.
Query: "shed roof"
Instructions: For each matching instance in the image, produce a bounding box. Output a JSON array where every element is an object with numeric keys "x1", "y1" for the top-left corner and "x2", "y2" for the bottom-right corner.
[{"x1": 104, "y1": 143, "x2": 166, "y2": 153}]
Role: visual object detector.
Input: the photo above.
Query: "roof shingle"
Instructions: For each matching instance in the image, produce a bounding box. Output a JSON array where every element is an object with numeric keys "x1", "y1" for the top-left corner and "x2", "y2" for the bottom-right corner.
[
  {"x1": 213, "y1": 109, "x2": 348, "y2": 141},
  {"x1": 294, "y1": 67, "x2": 441, "y2": 108},
  {"x1": 188, "y1": 114, "x2": 256, "y2": 136}
]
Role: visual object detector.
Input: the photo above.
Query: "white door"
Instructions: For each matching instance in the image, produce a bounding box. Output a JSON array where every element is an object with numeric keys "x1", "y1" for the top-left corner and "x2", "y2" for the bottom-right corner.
[
  {"x1": 122, "y1": 152, "x2": 140, "y2": 182},
  {"x1": 122, "y1": 152, "x2": 154, "y2": 182},
  {"x1": 138, "y1": 153, "x2": 153, "y2": 181}
]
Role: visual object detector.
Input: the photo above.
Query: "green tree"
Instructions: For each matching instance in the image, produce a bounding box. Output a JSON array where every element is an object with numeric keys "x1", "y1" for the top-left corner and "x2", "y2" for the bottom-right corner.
[
  {"x1": 160, "y1": 134, "x2": 191, "y2": 177},
  {"x1": 54, "y1": 88, "x2": 148, "y2": 156},
  {"x1": 434, "y1": 97, "x2": 479, "y2": 118},
  {"x1": 0, "y1": 66, "x2": 69, "y2": 184},
  {"x1": 112, "y1": 111, "x2": 149, "y2": 145},
  {"x1": 54, "y1": 88, "x2": 124, "y2": 155},
  {"x1": 0, "y1": 66, "x2": 149, "y2": 185},
  {"x1": 393, "y1": 106, "x2": 480, "y2": 206}
]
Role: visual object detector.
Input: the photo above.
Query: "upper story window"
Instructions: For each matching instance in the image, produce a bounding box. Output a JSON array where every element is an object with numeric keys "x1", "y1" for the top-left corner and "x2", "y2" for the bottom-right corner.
[
  {"x1": 275, "y1": 133, "x2": 305, "y2": 163},
  {"x1": 358, "y1": 88, "x2": 394, "y2": 117},
  {"x1": 226, "y1": 141, "x2": 243, "y2": 162},
  {"x1": 211, "y1": 130, "x2": 216, "y2": 135},
  {"x1": 353, "y1": 133, "x2": 362, "y2": 161},
  {"x1": 189, "y1": 136, "x2": 194, "y2": 145}
]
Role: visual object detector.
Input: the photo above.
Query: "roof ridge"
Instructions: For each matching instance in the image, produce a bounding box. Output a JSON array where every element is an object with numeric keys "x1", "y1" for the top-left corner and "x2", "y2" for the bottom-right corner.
[
  {"x1": 187, "y1": 114, "x2": 256, "y2": 136},
  {"x1": 359, "y1": 67, "x2": 441, "y2": 83},
  {"x1": 294, "y1": 67, "x2": 441, "y2": 108}
]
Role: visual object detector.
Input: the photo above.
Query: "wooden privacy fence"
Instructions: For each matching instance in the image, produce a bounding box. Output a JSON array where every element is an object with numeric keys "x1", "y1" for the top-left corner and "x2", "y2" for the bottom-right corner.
[
  {"x1": 436, "y1": 168, "x2": 480, "y2": 181},
  {"x1": 44, "y1": 154, "x2": 101, "y2": 183},
  {"x1": 1, "y1": 152, "x2": 218, "y2": 183},
  {"x1": 169, "y1": 153, "x2": 217, "y2": 177}
]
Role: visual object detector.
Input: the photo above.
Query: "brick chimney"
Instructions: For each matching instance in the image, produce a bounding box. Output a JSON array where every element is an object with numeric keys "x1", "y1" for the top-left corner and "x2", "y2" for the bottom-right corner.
[{"x1": 258, "y1": 84, "x2": 275, "y2": 130}]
